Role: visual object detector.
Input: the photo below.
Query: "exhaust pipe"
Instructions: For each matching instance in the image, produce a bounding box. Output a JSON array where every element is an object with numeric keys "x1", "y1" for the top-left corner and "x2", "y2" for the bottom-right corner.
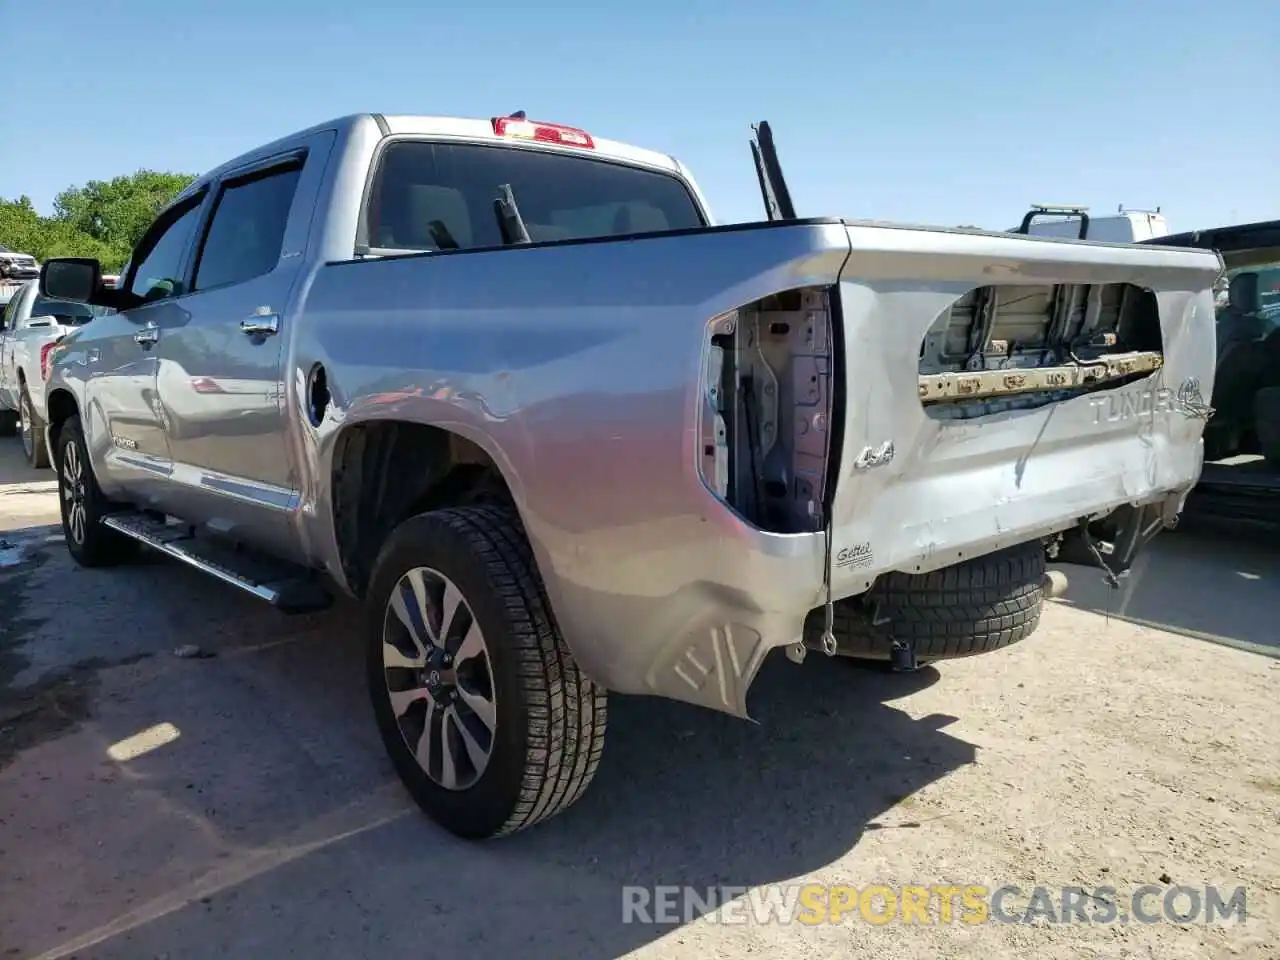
[{"x1": 1042, "y1": 569, "x2": 1069, "y2": 599}]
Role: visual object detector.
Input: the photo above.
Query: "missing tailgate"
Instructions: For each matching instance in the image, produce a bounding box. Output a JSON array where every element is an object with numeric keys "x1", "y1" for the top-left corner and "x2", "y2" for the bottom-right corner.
[{"x1": 918, "y1": 281, "x2": 1163, "y2": 420}]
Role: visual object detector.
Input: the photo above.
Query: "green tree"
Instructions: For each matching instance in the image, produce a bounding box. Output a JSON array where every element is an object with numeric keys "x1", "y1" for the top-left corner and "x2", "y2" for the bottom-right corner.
[
  {"x1": 53, "y1": 170, "x2": 196, "y2": 253},
  {"x1": 0, "y1": 169, "x2": 196, "y2": 273},
  {"x1": 0, "y1": 196, "x2": 44, "y2": 252},
  {"x1": 0, "y1": 196, "x2": 117, "y2": 266}
]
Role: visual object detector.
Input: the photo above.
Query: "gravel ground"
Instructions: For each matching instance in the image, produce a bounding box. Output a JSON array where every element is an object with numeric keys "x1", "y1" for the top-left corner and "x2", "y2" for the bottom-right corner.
[{"x1": 0, "y1": 441, "x2": 1276, "y2": 960}]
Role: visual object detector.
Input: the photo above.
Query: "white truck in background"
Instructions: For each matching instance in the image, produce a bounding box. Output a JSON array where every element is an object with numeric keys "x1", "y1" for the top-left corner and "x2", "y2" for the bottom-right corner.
[
  {"x1": 0, "y1": 279, "x2": 105, "y2": 467},
  {"x1": 0, "y1": 245, "x2": 41, "y2": 281},
  {"x1": 1013, "y1": 204, "x2": 1171, "y2": 244}
]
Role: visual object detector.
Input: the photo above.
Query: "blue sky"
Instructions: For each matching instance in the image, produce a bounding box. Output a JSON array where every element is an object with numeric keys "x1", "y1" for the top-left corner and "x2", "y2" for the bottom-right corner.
[{"x1": 2, "y1": 0, "x2": 1275, "y2": 232}]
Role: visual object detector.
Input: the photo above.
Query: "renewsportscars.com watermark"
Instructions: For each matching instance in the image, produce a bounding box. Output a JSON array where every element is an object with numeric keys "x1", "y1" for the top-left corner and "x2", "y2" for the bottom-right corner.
[{"x1": 622, "y1": 883, "x2": 1248, "y2": 926}]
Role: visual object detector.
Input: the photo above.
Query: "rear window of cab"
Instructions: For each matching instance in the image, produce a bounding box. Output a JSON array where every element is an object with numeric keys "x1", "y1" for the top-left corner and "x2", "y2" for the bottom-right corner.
[{"x1": 364, "y1": 140, "x2": 705, "y2": 253}]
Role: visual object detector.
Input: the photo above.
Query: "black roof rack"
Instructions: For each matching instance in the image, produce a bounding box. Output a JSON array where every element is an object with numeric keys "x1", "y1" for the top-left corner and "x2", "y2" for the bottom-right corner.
[{"x1": 1015, "y1": 203, "x2": 1091, "y2": 240}]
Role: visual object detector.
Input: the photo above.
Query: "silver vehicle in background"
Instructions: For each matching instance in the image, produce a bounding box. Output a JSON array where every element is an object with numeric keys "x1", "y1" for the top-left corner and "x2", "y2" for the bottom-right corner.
[
  {"x1": 37, "y1": 112, "x2": 1221, "y2": 840},
  {"x1": 0, "y1": 279, "x2": 108, "y2": 465},
  {"x1": 0, "y1": 245, "x2": 41, "y2": 281}
]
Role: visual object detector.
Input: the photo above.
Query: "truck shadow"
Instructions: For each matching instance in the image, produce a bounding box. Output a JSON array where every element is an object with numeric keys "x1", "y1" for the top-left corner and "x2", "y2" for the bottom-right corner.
[
  {"x1": 0, "y1": 542, "x2": 976, "y2": 959},
  {"x1": 0, "y1": 441, "x2": 53, "y2": 488},
  {"x1": 1051, "y1": 520, "x2": 1280, "y2": 658}
]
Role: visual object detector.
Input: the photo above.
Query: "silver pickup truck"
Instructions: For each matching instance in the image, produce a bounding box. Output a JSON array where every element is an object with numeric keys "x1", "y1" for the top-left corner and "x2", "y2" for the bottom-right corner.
[{"x1": 37, "y1": 112, "x2": 1221, "y2": 840}]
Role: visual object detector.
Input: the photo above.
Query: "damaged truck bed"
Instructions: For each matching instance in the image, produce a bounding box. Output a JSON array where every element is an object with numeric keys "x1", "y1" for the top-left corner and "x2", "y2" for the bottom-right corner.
[{"x1": 38, "y1": 114, "x2": 1223, "y2": 839}]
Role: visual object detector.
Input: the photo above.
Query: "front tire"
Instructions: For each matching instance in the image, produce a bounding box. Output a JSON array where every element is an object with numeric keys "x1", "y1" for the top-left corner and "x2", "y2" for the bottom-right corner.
[
  {"x1": 366, "y1": 505, "x2": 607, "y2": 839},
  {"x1": 55, "y1": 415, "x2": 138, "y2": 567},
  {"x1": 19, "y1": 384, "x2": 50, "y2": 468}
]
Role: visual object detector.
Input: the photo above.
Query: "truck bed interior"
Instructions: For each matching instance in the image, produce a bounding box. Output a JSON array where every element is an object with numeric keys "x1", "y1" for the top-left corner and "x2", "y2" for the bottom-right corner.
[{"x1": 918, "y1": 281, "x2": 1164, "y2": 420}]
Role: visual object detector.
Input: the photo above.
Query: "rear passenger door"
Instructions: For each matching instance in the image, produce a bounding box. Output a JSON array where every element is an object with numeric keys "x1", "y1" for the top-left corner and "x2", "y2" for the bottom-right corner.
[{"x1": 151, "y1": 132, "x2": 334, "y2": 559}]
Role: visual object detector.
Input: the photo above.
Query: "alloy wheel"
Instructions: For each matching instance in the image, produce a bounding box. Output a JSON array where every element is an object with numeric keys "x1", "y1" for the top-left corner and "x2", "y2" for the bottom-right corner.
[
  {"x1": 62, "y1": 441, "x2": 88, "y2": 545},
  {"x1": 381, "y1": 566, "x2": 497, "y2": 791}
]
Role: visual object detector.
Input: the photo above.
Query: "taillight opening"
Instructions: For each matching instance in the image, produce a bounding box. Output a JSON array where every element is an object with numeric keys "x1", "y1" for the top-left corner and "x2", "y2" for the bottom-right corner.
[
  {"x1": 698, "y1": 286, "x2": 836, "y2": 534},
  {"x1": 491, "y1": 116, "x2": 595, "y2": 149},
  {"x1": 190, "y1": 376, "x2": 226, "y2": 394},
  {"x1": 40, "y1": 339, "x2": 63, "y2": 381}
]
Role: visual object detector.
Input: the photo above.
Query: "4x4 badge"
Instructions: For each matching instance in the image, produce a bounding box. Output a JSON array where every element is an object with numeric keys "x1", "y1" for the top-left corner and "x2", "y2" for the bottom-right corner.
[{"x1": 853, "y1": 440, "x2": 895, "y2": 470}]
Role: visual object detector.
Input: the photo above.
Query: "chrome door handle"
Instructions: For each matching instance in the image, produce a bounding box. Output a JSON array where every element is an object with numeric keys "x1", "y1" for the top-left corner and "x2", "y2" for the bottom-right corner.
[
  {"x1": 240, "y1": 314, "x2": 280, "y2": 337},
  {"x1": 134, "y1": 325, "x2": 159, "y2": 345}
]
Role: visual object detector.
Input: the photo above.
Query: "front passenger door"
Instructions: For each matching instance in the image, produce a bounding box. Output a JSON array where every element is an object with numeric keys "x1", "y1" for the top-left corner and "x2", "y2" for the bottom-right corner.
[{"x1": 86, "y1": 191, "x2": 207, "y2": 499}]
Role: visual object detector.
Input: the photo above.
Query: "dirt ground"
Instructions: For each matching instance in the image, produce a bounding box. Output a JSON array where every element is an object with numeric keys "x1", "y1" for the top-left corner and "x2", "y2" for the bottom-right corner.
[{"x1": 0, "y1": 441, "x2": 1276, "y2": 960}]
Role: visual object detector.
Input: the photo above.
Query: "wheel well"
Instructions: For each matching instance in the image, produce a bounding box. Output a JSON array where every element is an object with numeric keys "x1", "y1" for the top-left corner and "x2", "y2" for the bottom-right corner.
[
  {"x1": 331, "y1": 421, "x2": 516, "y2": 598},
  {"x1": 45, "y1": 388, "x2": 78, "y2": 451}
]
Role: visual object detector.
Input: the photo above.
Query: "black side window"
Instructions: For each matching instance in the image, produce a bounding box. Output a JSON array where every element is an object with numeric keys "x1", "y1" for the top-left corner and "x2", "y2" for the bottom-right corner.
[
  {"x1": 193, "y1": 164, "x2": 302, "y2": 291},
  {"x1": 30, "y1": 297, "x2": 98, "y2": 324},
  {"x1": 127, "y1": 198, "x2": 205, "y2": 303}
]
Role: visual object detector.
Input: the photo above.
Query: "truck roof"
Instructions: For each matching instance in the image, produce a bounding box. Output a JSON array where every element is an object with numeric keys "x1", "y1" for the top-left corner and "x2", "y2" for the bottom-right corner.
[
  {"x1": 181, "y1": 113, "x2": 687, "y2": 206},
  {"x1": 380, "y1": 114, "x2": 683, "y2": 174}
]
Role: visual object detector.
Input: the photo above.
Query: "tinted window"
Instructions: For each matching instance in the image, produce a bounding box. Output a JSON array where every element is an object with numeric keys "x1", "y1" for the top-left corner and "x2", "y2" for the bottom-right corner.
[
  {"x1": 127, "y1": 199, "x2": 205, "y2": 302},
  {"x1": 194, "y1": 165, "x2": 302, "y2": 291},
  {"x1": 365, "y1": 141, "x2": 704, "y2": 252},
  {"x1": 30, "y1": 297, "x2": 101, "y2": 325},
  {"x1": 0, "y1": 296, "x2": 16, "y2": 331}
]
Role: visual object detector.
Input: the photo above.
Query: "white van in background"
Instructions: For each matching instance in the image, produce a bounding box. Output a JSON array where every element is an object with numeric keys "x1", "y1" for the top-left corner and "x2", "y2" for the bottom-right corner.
[{"x1": 1011, "y1": 204, "x2": 1171, "y2": 244}]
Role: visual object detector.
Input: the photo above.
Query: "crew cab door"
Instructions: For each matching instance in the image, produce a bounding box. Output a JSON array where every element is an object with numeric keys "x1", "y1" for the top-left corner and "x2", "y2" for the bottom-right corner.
[
  {"x1": 149, "y1": 133, "x2": 333, "y2": 559},
  {"x1": 86, "y1": 190, "x2": 209, "y2": 499}
]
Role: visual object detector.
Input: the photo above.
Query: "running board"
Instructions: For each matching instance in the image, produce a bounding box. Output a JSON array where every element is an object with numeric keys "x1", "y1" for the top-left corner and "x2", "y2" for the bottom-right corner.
[{"x1": 101, "y1": 513, "x2": 332, "y2": 614}]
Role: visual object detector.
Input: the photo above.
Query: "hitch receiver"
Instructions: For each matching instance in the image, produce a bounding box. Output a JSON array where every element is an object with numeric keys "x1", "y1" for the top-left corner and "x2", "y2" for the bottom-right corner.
[
  {"x1": 889, "y1": 638, "x2": 918, "y2": 673},
  {"x1": 1056, "y1": 498, "x2": 1178, "y2": 576}
]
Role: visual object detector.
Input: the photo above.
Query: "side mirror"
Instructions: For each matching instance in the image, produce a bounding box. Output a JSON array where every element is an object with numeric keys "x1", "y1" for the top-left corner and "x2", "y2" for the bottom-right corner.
[{"x1": 40, "y1": 258, "x2": 102, "y2": 303}]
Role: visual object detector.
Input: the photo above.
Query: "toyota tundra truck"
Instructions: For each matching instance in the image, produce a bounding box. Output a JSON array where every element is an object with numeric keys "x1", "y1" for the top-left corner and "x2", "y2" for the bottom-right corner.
[{"x1": 36, "y1": 112, "x2": 1221, "y2": 840}]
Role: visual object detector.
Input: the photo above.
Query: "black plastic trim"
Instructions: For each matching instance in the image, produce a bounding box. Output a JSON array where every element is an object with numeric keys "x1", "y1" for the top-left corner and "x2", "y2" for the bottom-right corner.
[
  {"x1": 1144, "y1": 218, "x2": 1280, "y2": 252},
  {"x1": 329, "y1": 216, "x2": 844, "y2": 268},
  {"x1": 823, "y1": 281, "x2": 847, "y2": 526}
]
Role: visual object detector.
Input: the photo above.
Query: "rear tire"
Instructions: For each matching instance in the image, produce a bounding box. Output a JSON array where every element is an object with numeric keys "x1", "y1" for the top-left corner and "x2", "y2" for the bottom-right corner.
[
  {"x1": 815, "y1": 541, "x2": 1047, "y2": 661},
  {"x1": 19, "y1": 384, "x2": 50, "y2": 468},
  {"x1": 366, "y1": 505, "x2": 607, "y2": 839},
  {"x1": 54, "y1": 415, "x2": 139, "y2": 567}
]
